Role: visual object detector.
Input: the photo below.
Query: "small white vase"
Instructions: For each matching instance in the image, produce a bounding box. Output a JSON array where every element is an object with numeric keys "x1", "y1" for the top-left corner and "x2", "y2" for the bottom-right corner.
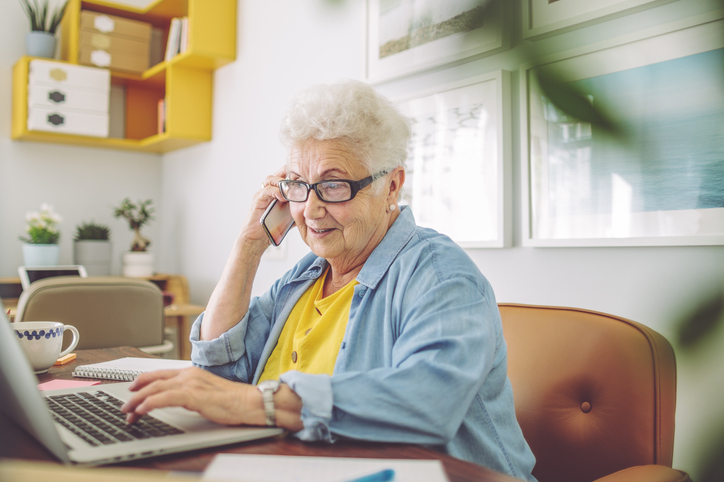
[
  {"x1": 74, "y1": 240, "x2": 112, "y2": 276},
  {"x1": 26, "y1": 31, "x2": 57, "y2": 58},
  {"x1": 22, "y1": 244, "x2": 60, "y2": 267},
  {"x1": 122, "y1": 251, "x2": 154, "y2": 277}
]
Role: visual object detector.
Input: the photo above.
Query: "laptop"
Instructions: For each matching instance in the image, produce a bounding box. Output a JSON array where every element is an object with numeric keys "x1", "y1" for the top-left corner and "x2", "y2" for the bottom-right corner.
[
  {"x1": 0, "y1": 300, "x2": 283, "y2": 465},
  {"x1": 18, "y1": 265, "x2": 88, "y2": 290}
]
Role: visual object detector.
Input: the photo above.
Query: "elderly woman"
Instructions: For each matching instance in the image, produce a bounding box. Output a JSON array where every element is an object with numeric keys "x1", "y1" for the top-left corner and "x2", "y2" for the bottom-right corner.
[{"x1": 122, "y1": 80, "x2": 536, "y2": 480}]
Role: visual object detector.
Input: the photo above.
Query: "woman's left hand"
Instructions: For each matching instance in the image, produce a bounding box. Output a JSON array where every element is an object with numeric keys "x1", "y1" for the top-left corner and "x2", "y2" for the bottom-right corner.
[{"x1": 121, "y1": 367, "x2": 263, "y2": 426}]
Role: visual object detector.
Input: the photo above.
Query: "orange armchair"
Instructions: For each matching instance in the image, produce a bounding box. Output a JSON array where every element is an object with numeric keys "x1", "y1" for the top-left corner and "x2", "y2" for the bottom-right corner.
[{"x1": 498, "y1": 303, "x2": 690, "y2": 482}]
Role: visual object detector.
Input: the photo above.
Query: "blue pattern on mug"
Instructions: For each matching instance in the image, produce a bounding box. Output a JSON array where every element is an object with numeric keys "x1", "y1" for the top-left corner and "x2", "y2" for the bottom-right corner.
[{"x1": 15, "y1": 327, "x2": 62, "y2": 340}]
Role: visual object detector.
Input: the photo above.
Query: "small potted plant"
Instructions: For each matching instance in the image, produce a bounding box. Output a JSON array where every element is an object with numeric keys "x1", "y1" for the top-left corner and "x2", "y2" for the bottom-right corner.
[
  {"x1": 19, "y1": 203, "x2": 62, "y2": 266},
  {"x1": 113, "y1": 198, "x2": 154, "y2": 277},
  {"x1": 73, "y1": 220, "x2": 112, "y2": 276},
  {"x1": 18, "y1": 0, "x2": 69, "y2": 58}
]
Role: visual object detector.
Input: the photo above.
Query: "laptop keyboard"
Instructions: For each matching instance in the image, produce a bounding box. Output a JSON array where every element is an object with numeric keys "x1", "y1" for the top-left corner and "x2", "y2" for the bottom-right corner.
[{"x1": 46, "y1": 390, "x2": 184, "y2": 446}]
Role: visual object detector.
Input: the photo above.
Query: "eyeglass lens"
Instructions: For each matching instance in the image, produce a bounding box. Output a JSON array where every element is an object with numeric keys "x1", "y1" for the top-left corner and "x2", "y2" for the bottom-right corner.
[{"x1": 282, "y1": 180, "x2": 353, "y2": 202}]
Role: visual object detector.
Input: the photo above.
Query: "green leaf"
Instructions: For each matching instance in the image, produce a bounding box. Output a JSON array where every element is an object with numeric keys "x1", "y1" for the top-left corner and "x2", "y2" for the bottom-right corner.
[
  {"x1": 74, "y1": 221, "x2": 110, "y2": 241},
  {"x1": 17, "y1": 0, "x2": 68, "y2": 33},
  {"x1": 465, "y1": 0, "x2": 504, "y2": 29},
  {"x1": 48, "y1": 0, "x2": 68, "y2": 34},
  {"x1": 676, "y1": 290, "x2": 724, "y2": 349},
  {"x1": 698, "y1": 428, "x2": 724, "y2": 482},
  {"x1": 535, "y1": 70, "x2": 621, "y2": 137}
]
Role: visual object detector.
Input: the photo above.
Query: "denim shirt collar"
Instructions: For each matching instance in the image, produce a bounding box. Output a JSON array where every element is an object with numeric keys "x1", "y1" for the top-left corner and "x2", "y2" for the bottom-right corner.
[
  {"x1": 288, "y1": 206, "x2": 416, "y2": 290},
  {"x1": 357, "y1": 205, "x2": 416, "y2": 289}
]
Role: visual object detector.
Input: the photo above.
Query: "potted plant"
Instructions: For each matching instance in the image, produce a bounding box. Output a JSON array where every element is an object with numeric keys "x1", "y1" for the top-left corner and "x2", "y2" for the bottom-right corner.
[
  {"x1": 73, "y1": 220, "x2": 112, "y2": 276},
  {"x1": 113, "y1": 198, "x2": 154, "y2": 277},
  {"x1": 18, "y1": 0, "x2": 69, "y2": 58},
  {"x1": 19, "y1": 203, "x2": 62, "y2": 266}
]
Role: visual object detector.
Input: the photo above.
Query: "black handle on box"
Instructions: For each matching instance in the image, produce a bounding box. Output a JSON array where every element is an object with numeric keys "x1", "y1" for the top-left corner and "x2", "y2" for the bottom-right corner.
[
  {"x1": 48, "y1": 90, "x2": 66, "y2": 104},
  {"x1": 47, "y1": 113, "x2": 65, "y2": 126}
]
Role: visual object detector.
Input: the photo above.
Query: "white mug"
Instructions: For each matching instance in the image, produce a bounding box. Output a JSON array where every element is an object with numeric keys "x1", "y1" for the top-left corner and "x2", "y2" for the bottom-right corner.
[{"x1": 13, "y1": 321, "x2": 80, "y2": 374}]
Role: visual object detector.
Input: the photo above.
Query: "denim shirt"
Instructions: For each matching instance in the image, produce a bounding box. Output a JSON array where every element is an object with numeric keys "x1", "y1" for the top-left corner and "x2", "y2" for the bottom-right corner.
[{"x1": 190, "y1": 206, "x2": 536, "y2": 481}]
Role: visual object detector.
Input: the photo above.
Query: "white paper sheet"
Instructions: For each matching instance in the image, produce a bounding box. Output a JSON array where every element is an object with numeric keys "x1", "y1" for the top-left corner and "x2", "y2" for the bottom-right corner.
[{"x1": 202, "y1": 454, "x2": 449, "y2": 482}]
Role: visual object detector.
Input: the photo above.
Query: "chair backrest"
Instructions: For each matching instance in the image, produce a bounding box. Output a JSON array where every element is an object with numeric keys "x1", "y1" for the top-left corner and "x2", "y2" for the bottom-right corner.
[
  {"x1": 498, "y1": 303, "x2": 677, "y2": 482},
  {"x1": 14, "y1": 276, "x2": 165, "y2": 350}
]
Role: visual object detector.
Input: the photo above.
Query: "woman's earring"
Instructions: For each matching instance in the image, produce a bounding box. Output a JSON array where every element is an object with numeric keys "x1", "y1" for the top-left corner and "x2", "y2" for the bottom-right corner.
[{"x1": 388, "y1": 204, "x2": 396, "y2": 212}]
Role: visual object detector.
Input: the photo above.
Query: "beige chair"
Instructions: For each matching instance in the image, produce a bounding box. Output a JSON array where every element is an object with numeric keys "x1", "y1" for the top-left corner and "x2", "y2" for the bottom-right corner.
[
  {"x1": 499, "y1": 303, "x2": 690, "y2": 482},
  {"x1": 14, "y1": 276, "x2": 173, "y2": 355}
]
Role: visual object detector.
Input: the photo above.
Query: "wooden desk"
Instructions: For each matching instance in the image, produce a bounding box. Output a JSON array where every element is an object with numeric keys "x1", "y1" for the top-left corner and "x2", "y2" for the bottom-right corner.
[
  {"x1": 0, "y1": 347, "x2": 521, "y2": 482},
  {"x1": 0, "y1": 274, "x2": 205, "y2": 360}
]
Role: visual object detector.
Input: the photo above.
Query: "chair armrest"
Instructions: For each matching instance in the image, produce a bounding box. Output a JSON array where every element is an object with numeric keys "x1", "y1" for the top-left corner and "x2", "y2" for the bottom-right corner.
[{"x1": 594, "y1": 465, "x2": 691, "y2": 482}]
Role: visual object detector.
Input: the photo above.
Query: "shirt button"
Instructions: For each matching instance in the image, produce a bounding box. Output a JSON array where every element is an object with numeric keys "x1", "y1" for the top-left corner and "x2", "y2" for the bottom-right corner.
[{"x1": 291, "y1": 351, "x2": 298, "y2": 363}]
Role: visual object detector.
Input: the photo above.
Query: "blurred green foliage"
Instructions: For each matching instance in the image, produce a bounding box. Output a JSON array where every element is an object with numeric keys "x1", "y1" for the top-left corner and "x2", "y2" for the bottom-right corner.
[
  {"x1": 676, "y1": 289, "x2": 724, "y2": 350},
  {"x1": 698, "y1": 429, "x2": 724, "y2": 482},
  {"x1": 675, "y1": 287, "x2": 724, "y2": 482},
  {"x1": 535, "y1": 70, "x2": 622, "y2": 137},
  {"x1": 327, "y1": 0, "x2": 724, "y2": 477},
  {"x1": 74, "y1": 221, "x2": 111, "y2": 241}
]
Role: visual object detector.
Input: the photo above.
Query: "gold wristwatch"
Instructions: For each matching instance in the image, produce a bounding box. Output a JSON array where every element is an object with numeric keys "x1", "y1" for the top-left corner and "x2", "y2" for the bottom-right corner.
[{"x1": 257, "y1": 380, "x2": 281, "y2": 426}]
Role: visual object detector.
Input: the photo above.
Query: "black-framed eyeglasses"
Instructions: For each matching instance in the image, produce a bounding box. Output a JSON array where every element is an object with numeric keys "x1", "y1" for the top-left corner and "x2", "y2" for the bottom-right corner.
[{"x1": 278, "y1": 170, "x2": 389, "y2": 203}]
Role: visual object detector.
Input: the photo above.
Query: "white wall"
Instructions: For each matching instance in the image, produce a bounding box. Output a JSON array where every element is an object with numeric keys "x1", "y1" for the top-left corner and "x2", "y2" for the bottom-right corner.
[
  {"x1": 2, "y1": 0, "x2": 723, "y2": 478},
  {"x1": 159, "y1": 0, "x2": 368, "y2": 298}
]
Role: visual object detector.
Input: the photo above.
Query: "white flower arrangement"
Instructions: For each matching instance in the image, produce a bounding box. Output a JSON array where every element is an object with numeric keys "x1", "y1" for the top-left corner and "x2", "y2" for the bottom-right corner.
[{"x1": 19, "y1": 203, "x2": 63, "y2": 244}]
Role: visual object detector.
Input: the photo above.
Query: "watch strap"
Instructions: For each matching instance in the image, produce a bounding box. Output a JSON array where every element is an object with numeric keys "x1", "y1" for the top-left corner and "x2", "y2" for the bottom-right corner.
[{"x1": 258, "y1": 380, "x2": 280, "y2": 426}]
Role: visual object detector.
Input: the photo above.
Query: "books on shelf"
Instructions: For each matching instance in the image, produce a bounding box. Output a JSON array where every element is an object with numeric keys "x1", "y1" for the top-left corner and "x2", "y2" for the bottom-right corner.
[
  {"x1": 72, "y1": 357, "x2": 192, "y2": 381},
  {"x1": 179, "y1": 17, "x2": 189, "y2": 54},
  {"x1": 164, "y1": 17, "x2": 189, "y2": 61},
  {"x1": 157, "y1": 98, "x2": 166, "y2": 134}
]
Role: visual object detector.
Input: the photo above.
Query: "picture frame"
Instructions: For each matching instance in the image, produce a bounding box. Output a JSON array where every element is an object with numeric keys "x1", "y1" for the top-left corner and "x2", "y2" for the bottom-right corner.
[
  {"x1": 367, "y1": 0, "x2": 507, "y2": 84},
  {"x1": 520, "y1": 12, "x2": 724, "y2": 247},
  {"x1": 397, "y1": 71, "x2": 511, "y2": 248},
  {"x1": 522, "y1": 0, "x2": 676, "y2": 40}
]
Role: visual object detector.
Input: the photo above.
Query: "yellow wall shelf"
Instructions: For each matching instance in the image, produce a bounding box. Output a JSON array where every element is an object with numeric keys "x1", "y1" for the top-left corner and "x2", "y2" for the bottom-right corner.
[{"x1": 12, "y1": 0, "x2": 236, "y2": 153}]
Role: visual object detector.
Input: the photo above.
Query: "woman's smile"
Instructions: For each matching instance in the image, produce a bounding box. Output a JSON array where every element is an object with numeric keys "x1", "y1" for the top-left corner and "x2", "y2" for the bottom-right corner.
[{"x1": 308, "y1": 226, "x2": 335, "y2": 236}]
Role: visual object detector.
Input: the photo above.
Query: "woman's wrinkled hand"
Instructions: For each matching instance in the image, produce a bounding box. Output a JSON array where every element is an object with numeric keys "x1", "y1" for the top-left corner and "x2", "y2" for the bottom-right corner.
[
  {"x1": 120, "y1": 367, "x2": 264, "y2": 426},
  {"x1": 243, "y1": 166, "x2": 289, "y2": 245}
]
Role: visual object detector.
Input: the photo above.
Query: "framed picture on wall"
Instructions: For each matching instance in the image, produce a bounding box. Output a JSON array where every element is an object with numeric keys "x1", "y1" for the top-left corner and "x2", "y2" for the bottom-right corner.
[
  {"x1": 522, "y1": 0, "x2": 676, "y2": 40},
  {"x1": 397, "y1": 71, "x2": 511, "y2": 248},
  {"x1": 367, "y1": 0, "x2": 506, "y2": 84},
  {"x1": 520, "y1": 12, "x2": 724, "y2": 247}
]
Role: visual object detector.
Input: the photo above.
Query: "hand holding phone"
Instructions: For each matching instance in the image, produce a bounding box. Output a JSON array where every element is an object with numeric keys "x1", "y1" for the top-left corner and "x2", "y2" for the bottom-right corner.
[{"x1": 260, "y1": 199, "x2": 295, "y2": 246}]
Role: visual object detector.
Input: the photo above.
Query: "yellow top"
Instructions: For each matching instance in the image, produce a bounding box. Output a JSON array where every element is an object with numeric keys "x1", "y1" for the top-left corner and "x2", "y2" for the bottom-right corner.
[{"x1": 258, "y1": 269, "x2": 358, "y2": 383}]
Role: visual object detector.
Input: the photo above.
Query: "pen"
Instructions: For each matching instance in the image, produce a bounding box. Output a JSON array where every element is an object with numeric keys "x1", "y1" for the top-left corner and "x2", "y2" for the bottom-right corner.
[{"x1": 346, "y1": 468, "x2": 395, "y2": 482}]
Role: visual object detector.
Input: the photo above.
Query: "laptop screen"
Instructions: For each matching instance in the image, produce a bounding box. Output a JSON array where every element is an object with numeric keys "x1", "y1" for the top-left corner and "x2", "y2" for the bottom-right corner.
[
  {"x1": 18, "y1": 266, "x2": 87, "y2": 290},
  {"x1": 27, "y1": 268, "x2": 82, "y2": 284},
  {"x1": 0, "y1": 299, "x2": 70, "y2": 462}
]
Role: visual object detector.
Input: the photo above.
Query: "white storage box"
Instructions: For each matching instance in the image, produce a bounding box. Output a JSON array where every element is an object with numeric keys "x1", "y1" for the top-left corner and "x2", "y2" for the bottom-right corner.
[
  {"x1": 29, "y1": 59, "x2": 110, "y2": 90},
  {"x1": 28, "y1": 84, "x2": 109, "y2": 112},
  {"x1": 27, "y1": 60, "x2": 110, "y2": 137},
  {"x1": 27, "y1": 106, "x2": 109, "y2": 138}
]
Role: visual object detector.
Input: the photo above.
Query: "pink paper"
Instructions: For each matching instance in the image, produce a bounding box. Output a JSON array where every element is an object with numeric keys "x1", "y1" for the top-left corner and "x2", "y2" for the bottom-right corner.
[{"x1": 38, "y1": 379, "x2": 101, "y2": 391}]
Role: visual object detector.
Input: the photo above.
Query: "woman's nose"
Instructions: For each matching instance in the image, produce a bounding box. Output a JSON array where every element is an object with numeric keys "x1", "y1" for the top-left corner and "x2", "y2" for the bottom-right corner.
[{"x1": 303, "y1": 188, "x2": 325, "y2": 218}]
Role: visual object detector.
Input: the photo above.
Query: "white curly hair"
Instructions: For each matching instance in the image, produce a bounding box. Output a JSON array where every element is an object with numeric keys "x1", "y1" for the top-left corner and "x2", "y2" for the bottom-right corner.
[{"x1": 279, "y1": 80, "x2": 411, "y2": 176}]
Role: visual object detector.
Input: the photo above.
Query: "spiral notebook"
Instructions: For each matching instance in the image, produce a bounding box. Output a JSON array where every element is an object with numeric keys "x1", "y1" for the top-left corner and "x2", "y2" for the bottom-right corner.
[{"x1": 72, "y1": 357, "x2": 193, "y2": 381}]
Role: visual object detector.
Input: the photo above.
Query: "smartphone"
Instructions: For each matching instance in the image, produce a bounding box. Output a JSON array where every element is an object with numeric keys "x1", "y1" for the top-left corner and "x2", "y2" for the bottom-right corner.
[{"x1": 260, "y1": 199, "x2": 295, "y2": 246}]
